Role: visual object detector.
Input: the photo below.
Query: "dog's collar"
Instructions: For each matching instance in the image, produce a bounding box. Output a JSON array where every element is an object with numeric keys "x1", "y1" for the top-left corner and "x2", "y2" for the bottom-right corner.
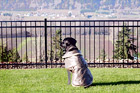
[
  {"x1": 62, "y1": 51, "x2": 82, "y2": 59},
  {"x1": 67, "y1": 46, "x2": 77, "y2": 51}
]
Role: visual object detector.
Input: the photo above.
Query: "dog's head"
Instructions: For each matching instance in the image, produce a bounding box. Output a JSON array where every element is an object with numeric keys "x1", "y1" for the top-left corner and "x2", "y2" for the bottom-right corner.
[{"x1": 61, "y1": 37, "x2": 77, "y2": 52}]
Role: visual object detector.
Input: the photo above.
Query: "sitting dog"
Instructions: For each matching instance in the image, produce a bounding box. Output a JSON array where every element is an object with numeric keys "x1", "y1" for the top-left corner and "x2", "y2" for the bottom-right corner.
[{"x1": 61, "y1": 37, "x2": 93, "y2": 87}]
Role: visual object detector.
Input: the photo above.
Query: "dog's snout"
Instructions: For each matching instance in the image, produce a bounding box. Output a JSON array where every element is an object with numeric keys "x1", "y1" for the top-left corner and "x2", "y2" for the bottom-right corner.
[{"x1": 60, "y1": 42, "x2": 65, "y2": 47}]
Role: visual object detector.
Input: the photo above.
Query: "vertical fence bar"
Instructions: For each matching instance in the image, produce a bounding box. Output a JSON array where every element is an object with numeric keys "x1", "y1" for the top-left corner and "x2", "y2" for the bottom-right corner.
[
  {"x1": 136, "y1": 21, "x2": 138, "y2": 67},
  {"x1": 11, "y1": 22, "x2": 13, "y2": 62},
  {"x1": 108, "y1": 22, "x2": 110, "y2": 61},
  {"x1": 70, "y1": 21, "x2": 71, "y2": 37},
  {"x1": 20, "y1": 22, "x2": 23, "y2": 62},
  {"x1": 118, "y1": 21, "x2": 119, "y2": 64},
  {"x1": 60, "y1": 21, "x2": 62, "y2": 67},
  {"x1": 16, "y1": 22, "x2": 18, "y2": 62},
  {"x1": 79, "y1": 21, "x2": 81, "y2": 50},
  {"x1": 0, "y1": 22, "x2": 3, "y2": 62},
  {"x1": 40, "y1": 22, "x2": 42, "y2": 64},
  {"x1": 6, "y1": 22, "x2": 8, "y2": 68},
  {"x1": 44, "y1": 19, "x2": 48, "y2": 68},
  {"x1": 6, "y1": 22, "x2": 8, "y2": 64},
  {"x1": 127, "y1": 21, "x2": 130, "y2": 63},
  {"x1": 99, "y1": 22, "x2": 101, "y2": 65},
  {"x1": 113, "y1": 21, "x2": 115, "y2": 67},
  {"x1": 55, "y1": 21, "x2": 57, "y2": 67},
  {"x1": 89, "y1": 22, "x2": 91, "y2": 64},
  {"x1": 104, "y1": 21, "x2": 105, "y2": 67},
  {"x1": 123, "y1": 21, "x2": 124, "y2": 68},
  {"x1": 107, "y1": 21, "x2": 109, "y2": 66},
  {"x1": 94, "y1": 21, "x2": 95, "y2": 67},
  {"x1": 84, "y1": 21, "x2": 86, "y2": 59},
  {"x1": 65, "y1": 22, "x2": 66, "y2": 38},
  {"x1": 30, "y1": 22, "x2": 33, "y2": 63},
  {"x1": 25, "y1": 22, "x2": 27, "y2": 64},
  {"x1": 132, "y1": 21, "x2": 134, "y2": 64},
  {"x1": 75, "y1": 22, "x2": 76, "y2": 39},
  {"x1": 35, "y1": 21, "x2": 37, "y2": 68},
  {"x1": 50, "y1": 21, "x2": 52, "y2": 68}
]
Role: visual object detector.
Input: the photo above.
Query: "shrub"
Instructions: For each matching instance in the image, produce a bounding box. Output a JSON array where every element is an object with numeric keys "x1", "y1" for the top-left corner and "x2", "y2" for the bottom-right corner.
[
  {"x1": 0, "y1": 45, "x2": 20, "y2": 62},
  {"x1": 114, "y1": 26, "x2": 137, "y2": 60},
  {"x1": 48, "y1": 29, "x2": 63, "y2": 62}
]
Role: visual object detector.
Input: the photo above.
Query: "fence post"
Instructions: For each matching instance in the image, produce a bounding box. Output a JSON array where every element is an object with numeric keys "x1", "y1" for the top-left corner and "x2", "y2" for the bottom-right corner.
[{"x1": 44, "y1": 19, "x2": 48, "y2": 68}]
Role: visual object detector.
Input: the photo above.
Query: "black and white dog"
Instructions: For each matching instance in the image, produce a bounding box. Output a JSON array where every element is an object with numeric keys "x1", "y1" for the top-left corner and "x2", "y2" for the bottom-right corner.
[{"x1": 61, "y1": 37, "x2": 93, "y2": 87}]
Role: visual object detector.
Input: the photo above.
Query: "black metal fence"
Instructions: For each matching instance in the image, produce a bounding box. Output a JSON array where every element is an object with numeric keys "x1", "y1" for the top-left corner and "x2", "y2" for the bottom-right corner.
[{"x1": 0, "y1": 19, "x2": 140, "y2": 69}]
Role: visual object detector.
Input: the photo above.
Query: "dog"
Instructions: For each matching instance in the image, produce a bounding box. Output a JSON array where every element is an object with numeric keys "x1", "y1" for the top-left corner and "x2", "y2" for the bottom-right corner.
[{"x1": 61, "y1": 37, "x2": 93, "y2": 87}]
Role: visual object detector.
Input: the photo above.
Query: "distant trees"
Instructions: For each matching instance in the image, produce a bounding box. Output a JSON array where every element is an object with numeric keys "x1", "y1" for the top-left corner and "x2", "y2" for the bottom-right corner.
[{"x1": 3, "y1": 13, "x2": 12, "y2": 16}]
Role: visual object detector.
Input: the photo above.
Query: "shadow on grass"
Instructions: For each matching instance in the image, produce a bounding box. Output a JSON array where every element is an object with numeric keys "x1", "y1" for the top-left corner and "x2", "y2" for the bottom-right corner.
[
  {"x1": 91, "y1": 80, "x2": 140, "y2": 86},
  {"x1": 84, "y1": 80, "x2": 140, "y2": 88}
]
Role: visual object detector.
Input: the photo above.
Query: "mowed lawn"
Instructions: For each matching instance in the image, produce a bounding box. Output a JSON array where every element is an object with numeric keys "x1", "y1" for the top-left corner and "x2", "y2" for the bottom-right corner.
[{"x1": 0, "y1": 68, "x2": 140, "y2": 93}]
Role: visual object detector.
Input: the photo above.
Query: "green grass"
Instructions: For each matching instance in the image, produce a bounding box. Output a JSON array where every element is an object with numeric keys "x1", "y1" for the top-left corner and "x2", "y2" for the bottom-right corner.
[{"x1": 0, "y1": 68, "x2": 140, "y2": 93}]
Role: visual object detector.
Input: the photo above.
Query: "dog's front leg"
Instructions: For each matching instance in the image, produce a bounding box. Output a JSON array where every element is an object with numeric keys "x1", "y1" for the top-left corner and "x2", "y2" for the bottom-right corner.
[{"x1": 67, "y1": 70, "x2": 71, "y2": 85}]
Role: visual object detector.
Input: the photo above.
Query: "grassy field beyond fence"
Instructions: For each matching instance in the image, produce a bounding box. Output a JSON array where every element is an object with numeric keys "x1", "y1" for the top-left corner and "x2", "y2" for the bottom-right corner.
[{"x1": 0, "y1": 68, "x2": 140, "y2": 93}]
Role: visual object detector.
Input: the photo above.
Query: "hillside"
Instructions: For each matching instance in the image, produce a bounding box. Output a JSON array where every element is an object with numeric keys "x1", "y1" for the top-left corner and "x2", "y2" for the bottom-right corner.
[{"x1": 0, "y1": 0, "x2": 140, "y2": 11}]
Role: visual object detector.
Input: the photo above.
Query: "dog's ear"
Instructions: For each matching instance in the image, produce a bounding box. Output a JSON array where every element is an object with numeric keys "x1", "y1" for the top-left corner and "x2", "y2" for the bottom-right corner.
[
  {"x1": 71, "y1": 38, "x2": 77, "y2": 46},
  {"x1": 63, "y1": 37, "x2": 77, "y2": 46}
]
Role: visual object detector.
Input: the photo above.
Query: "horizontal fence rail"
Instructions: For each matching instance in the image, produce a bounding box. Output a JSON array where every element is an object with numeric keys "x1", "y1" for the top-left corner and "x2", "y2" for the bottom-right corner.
[{"x1": 0, "y1": 19, "x2": 140, "y2": 69}]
